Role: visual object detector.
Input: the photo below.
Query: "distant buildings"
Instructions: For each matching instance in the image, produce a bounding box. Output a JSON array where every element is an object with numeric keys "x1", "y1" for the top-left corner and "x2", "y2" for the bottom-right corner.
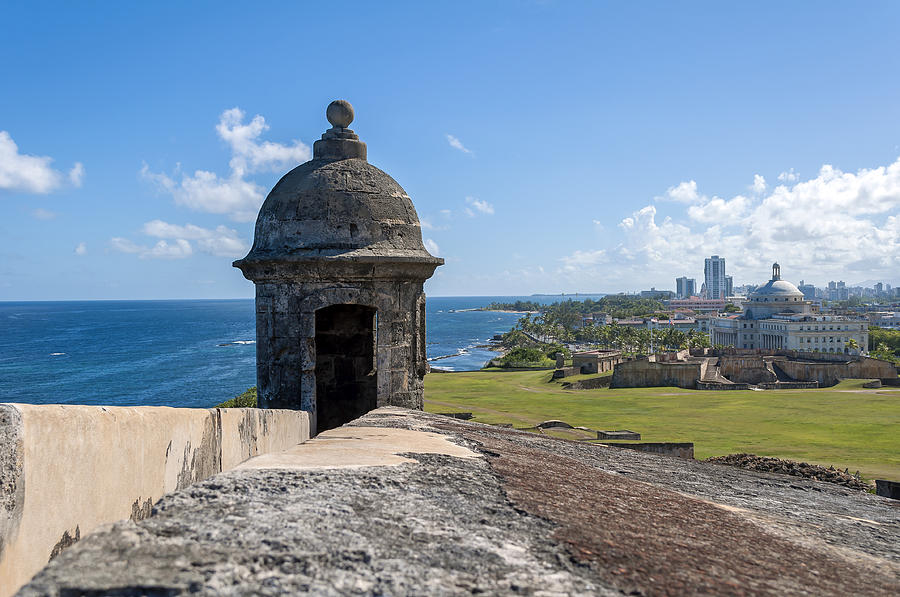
[
  {"x1": 709, "y1": 263, "x2": 869, "y2": 353},
  {"x1": 668, "y1": 296, "x2": 726, "y2": 313},
  {"x1": 640, "y1": 287, "x2": 675, "y2": 300},
  {"x1": 671, "y1": 256, "x2": 895, "y2": 308},
  {"x1": 675, "y1": 277, "x2": 696, "y2": 299},
  {"x1": 867, "y1": 311, "x2": 900, "y2": 329},
  {"x1": 798, "y1": 280, "x2": 817, "y2": 300},
  {"x1": 827, "y1": 280, "x2": 849, "y2": 301},
  {"x1": 704, "y1": 255, "x2": 727, "y2": 299}
]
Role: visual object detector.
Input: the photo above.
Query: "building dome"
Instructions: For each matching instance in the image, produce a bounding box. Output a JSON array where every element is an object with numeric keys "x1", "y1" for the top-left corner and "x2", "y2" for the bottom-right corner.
[
  {"x1": 235, "y1": 101, "x2": 441, "y2": 267},
  {"x1": 749, "y1": 263, "x2": 804, "y2": 301},
  {"x1": 751, "y1": 279, "x2": 804, "y2": 299}
]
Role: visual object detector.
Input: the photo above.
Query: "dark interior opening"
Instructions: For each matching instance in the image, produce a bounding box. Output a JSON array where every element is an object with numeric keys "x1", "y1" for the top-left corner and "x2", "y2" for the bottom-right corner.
[{"x1": 315, "y1": 304, "x2": 377, "y2": 433}]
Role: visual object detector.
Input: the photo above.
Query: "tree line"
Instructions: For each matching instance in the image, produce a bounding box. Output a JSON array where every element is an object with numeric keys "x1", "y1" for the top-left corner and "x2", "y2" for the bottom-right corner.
[
  {"x1": 869, "y1": 326, "x2": 900, "y2": 363},
  {"x1": 501, "y1": 311, "x2": 710, "y2": 355},
  {"x1": 487, "y1": 295, "x2": 665, "y2": 321}
]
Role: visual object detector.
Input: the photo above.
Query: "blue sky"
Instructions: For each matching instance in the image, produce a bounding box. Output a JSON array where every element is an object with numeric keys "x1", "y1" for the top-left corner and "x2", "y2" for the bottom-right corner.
[{"x1": 2, "y1": 1, "x2": 900, "y2": 300}]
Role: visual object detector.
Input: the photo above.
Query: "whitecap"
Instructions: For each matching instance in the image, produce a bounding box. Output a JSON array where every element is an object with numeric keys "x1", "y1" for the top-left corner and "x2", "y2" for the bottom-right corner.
[{"x1": 50, "y1": 352, "x2": 66, "y2": 356}]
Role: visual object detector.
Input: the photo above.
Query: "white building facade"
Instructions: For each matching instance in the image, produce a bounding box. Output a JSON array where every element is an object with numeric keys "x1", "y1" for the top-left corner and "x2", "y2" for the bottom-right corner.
[{"x1": 710, "y1": 264, "x2": 868, "y2": 354}]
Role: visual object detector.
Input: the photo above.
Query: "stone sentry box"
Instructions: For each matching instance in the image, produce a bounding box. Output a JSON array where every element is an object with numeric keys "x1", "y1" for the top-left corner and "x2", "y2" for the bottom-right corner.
[{"x1": 234, "y1": 101, "x2": 442, "y2": 435}]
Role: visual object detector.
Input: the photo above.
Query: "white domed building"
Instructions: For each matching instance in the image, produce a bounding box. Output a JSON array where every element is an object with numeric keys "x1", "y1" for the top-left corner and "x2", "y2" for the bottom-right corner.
[{"x1": 710, "y1": 263, "x2": 868, "y2": 354}]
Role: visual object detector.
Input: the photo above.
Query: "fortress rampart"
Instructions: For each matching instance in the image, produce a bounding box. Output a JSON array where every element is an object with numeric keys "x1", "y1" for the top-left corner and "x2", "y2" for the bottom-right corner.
[
  {"x1": 612, "y1": 349, "x2": 897, "y2": 389},
  {"x1": 0, "y1": 404, "x2": 309, "y2": 597},
  {"x1": 610, "y1": 357, "x2": 702, "y2": 389}
]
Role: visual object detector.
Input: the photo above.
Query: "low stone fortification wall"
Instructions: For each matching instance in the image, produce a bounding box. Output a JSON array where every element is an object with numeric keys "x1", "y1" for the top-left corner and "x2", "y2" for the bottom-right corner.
[
  {"x1": 0, "y1": 404, "x2": 309, "y2": 597},
  {"x1": 756, "y1": 381, "x2": 819, "y2": 390},
  {"x1": 778, "y1": 358, "x2": 897, "y2": 386},
  {"x1": 606, "y1": 442, "x2": 695, "y2": 460},
  {"x1": 696, "y1": 381, "x2": 751, "y2": 390},
  {"x1": 551, "y1": 367, "x2": 580, "y2": 379},
  {"x1": 610, "y1": 360, "x2": 700, "y2": 389},
  {"x1": 562, "y1": 376, "x2": 612, "y2": 390}
]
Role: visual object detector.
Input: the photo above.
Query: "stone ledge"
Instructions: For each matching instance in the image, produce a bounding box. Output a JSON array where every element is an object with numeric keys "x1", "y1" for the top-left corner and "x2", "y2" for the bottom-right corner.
[
  {"x1": 1, "y1": 404, "x2": 309, "y2": 597},
  {"x1": 17, "y1": 408, "x2": 900, "y2": 596}
]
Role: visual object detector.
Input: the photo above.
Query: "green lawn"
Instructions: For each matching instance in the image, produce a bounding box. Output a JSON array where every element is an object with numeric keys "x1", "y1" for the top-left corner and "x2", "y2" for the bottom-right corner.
[{"x1": 424, "y1": 370, "x2": 900, "y2": 481}]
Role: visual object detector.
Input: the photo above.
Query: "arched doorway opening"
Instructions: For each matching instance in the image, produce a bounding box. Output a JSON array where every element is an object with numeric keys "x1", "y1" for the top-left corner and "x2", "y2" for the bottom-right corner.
[{"x1": 314, "y1": 304, "x2": 377, "y2": 432}]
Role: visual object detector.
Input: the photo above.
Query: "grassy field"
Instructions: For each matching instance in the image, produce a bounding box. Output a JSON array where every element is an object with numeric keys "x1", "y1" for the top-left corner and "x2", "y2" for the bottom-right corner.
[{"x1": 424, "y1": 370, "x2": 900, "y2": 481}]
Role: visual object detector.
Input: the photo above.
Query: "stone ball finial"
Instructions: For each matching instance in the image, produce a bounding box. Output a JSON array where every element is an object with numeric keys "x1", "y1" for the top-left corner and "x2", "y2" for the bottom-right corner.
[{"x1": 326, "y1": 100, "x2": 354, "y2": 129}]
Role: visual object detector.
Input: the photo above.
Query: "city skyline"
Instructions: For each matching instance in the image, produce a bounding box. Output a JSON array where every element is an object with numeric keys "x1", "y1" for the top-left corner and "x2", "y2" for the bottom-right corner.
[{"x1": 2, "y1": 2, "x2": 900, "y2": 300}]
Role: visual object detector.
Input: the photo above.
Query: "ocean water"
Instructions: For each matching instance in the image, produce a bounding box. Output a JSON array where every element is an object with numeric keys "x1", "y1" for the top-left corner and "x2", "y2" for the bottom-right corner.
[{"x1": 0, "y1": 295, "x2": 602, "y2": 408}]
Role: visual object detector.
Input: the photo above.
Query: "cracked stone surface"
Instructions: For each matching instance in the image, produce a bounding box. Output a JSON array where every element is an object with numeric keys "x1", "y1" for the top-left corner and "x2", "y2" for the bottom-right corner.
[{"x1": 19, "y1": 409, "x2": 900, "y2": 596}]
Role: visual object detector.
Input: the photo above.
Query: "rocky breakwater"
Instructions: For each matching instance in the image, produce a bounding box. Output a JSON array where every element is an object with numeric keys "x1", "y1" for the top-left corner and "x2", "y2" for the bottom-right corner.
[
  {"x1": 18, "y1": 408, "x2": 900, "y2": 596},
  {"x1": 706, "y1": 453, "x2": 872, "y2": 491}
]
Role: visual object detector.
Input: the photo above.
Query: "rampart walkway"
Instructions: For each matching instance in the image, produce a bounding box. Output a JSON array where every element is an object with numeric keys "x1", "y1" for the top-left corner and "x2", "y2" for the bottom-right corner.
[{"x1": 18, "y1": 408, "x2": 900, "y2": 596}]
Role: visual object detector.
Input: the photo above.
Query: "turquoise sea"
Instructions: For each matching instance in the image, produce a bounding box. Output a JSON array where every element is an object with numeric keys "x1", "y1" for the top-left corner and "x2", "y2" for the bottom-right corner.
[{"x1": 0, "y1": 296, "x2": 602, "y2": 408}]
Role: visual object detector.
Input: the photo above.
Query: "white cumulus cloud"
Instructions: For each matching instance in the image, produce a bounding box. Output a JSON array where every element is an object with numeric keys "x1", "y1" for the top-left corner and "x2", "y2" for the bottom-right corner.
[
  {"x1": 145, "y1": 239, "x2": 193, "y2": 259},
  {"x1": 465, "y1": 196, "x2": 494, "y2": 216},
  {"x1": 216, "y1": 108, "x2": 311, "y2": 176},
  {"x1": 109, "y1": 237, "x2": 144, "y2": 254},
  {"x1": 68, "y1": 162, "x2": 85, "y2": 187},
  {"x1": 141, "y1": 108, "x2": 310, "y2": 222},
  {"x1": 0, "y1": 131, "x2": 64, "y2": 194},
  {"x1": 446, "y1": 134, "x2": 473, "y2": 155},
  {"x1": 110, "y1": 237, "x2": 193, "y2": 260},
  {"x1": 687, "y1": 195, "x2": 750, "y2": 223},
  {"x1": 424, "y1": 238, "x2": 440, "y2": 255},
  {"x1": 659, "y1": 180, "x2": 700, "y2": 203},
  {"x1": 751, "y1": 174, "x2": 766, "y2": 194},
  {"x1": 777, "y1": 168, "x2": 799, "y2": 183},
  {"x1": 74, "y1": 242, "x2": 87, "y2": 256},
  {"x1": 565, "y1": 154, "x2": 900, "y2": 288},
  {"x1": 145, "y1": 220, "x2": 248, "y2": 257},
  {"x1": 124, "y1": 219, "x2": 250, "y2": 258}
]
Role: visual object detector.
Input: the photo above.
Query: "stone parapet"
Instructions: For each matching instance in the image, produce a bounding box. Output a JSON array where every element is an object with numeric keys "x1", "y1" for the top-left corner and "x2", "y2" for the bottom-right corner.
[
  {"x1": 605, "y1": 442, "x2": 695, "y2": 460},
  {"x1": 18, "y1": 408, "x2": 899, "y2": 596},
  {"x1": 0, "y1": 404, "x2": 309, "y2": 597},
  {"x1": 610, "y1": 359, "x2": 701, "y2": 389}
]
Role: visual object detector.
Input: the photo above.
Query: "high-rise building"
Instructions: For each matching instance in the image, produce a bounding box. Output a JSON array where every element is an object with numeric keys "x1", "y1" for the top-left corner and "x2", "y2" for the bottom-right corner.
[
  {"x1": 676, "y1": 276, "x2": 696, "y2": 299},
  {"x1": 827, "y1": 281, "x2": 849, "y2": 301},
  {"x1": 704, "y1": 255, "x2": 726, "y2": 299},
  {"x1": 725, "y1": 275, "x2": 733, "y2": 298},
  {"x1": 798, "y1": 281, "x2": 817, "y2": 301}
]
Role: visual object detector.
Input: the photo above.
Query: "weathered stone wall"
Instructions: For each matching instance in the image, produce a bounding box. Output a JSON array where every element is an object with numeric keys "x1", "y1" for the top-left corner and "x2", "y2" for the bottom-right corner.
[
  {"x1": 756, "y1": 381, "x2": 819, "y2": 390},
  {"x1": 696, "y1": 381, "x2": 751, "y2": 390},
  {"x1": 572, "y1": 352, "x2": 622, "y2": 375},
  {"x1": 0, "y1": 404, "x2": 309, "y2": 597},
  {"x1": 607, "y1": 442, "x2": 695, "y2": 460},
  {"x1": 778, "y1": 358, "x2": 897, "y2": 386},
  {"x1": 22, "y1": 409, "x2": 897, "y2": 596},
  {"x1": 563, "y1": 376, "x2": 612, "y2": 390},
  {"x1": 254, "y1": 279, "x2": 428, "y2": 434},
  {"x1": 552, "y1": 367, "x2": 580, "y2": 379},
  {"x1": 718, "y1": 355, "x2": 777, "y2": 384},
  {"x1": 610, "y1": 359, "x2": 700, "y2": 389}
]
